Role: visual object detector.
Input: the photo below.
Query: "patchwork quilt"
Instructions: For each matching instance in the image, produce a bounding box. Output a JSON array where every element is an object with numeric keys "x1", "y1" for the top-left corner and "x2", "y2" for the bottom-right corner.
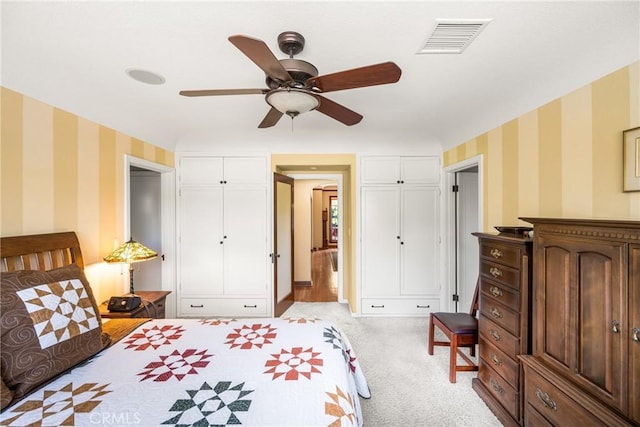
[{"x1": 0, "y1": 317, "x2": 369, "y2": 427}]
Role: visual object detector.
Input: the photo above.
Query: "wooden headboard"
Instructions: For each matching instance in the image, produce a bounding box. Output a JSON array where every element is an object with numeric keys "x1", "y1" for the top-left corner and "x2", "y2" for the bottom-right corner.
[{"x1": 0, "y1": 232, "x2": 84, "y2": 273}]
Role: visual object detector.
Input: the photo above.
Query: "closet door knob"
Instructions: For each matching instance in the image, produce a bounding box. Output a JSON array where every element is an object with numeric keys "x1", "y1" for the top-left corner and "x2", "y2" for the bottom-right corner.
[{"x1": 633, "y1": 328, "x2": 639, "y2": 342}]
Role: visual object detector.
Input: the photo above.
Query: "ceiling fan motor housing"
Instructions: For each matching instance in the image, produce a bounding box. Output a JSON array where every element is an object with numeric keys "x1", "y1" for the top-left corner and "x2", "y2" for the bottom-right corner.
[{"x1": 266, "y1": 58, "x2": 319, "y2": 89}]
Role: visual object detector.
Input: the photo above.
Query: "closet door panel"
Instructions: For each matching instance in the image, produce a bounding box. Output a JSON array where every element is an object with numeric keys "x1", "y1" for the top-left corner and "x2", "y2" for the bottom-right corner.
[
  {"x1": 361, "y1": 187, "x2": 400, "y2": 297},
  {"x1": 178, "y1": 187, "x2": 224, "y2": 294},
  {"x1": 400, "y1": 187, "x2": 439, "y2": 296},
  {"x1": 223, "y1": 187, "x2": 268, "y2": 294},
  {"x1": 179, "y1": 157, "x2": 224, "y2": 185}
]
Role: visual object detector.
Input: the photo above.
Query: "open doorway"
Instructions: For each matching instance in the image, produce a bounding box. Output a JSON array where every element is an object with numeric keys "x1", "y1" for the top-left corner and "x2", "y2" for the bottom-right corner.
[
  {"x1": 444, "y1": 155, "x2": 482, "y2": 313},
  {"x1": 287, "y1": 174, "x2": 342, "y2": 303},
  {"x1": 125, "y1": 155, "x2": 176, "y2": 316},
  {"x1": 304, "y1": 181, "x2": 338, "y2": 302}
]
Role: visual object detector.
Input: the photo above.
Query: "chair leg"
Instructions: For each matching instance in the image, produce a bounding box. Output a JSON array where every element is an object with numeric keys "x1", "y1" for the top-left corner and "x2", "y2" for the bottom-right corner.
[
  {"x1": 449, "y1": 334, "x2": 458, "y2": 383},
  {"x1": 470, "y1": 343, "x2": 476, "y2": 357},
  {"x1": 428, "y1": 314, "x2": 435, "y2": 355}
]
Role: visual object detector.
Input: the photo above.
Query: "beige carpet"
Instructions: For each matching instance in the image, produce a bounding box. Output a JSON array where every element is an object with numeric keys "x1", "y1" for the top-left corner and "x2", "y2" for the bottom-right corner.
[{"x1": 283, "y1": 302, "x2": 501, "y2": 427}]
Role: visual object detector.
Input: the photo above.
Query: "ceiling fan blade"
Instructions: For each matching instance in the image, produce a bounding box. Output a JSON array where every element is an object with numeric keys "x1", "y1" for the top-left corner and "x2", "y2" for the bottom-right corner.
[
  {"x1": 315, "y1": 95, "x2": 363, "y2": 126},
  {"x1": 228, "y1": 35, "x2": 293, "y2": 84},
  {"x1": 307, "y1": 61, "x2": 401, "y2": 93},
  {"x1": 179, "y1": 88, "x2": 268, "y2": 97},
  {"x1": 258, "y1": 107, "x2": 284, "y2": 128}
]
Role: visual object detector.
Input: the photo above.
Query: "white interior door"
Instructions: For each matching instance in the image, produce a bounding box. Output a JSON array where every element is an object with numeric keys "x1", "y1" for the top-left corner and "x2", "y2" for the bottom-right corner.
[
  {"x1": 457, "y1": 169, "x2": 479, "y2": 312},
  {"x1": 130, "y1": 169, "x2": 162, "y2": 292}
]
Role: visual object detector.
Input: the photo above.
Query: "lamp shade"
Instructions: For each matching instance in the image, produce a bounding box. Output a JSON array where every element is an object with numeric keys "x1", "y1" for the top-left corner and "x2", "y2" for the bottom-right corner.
[
  {"x1": 266, "y1": 88, "x2": 319, "y2": 116},
  {"x1": 103, "y1": 238, "x2": 157, "y2": 264}
]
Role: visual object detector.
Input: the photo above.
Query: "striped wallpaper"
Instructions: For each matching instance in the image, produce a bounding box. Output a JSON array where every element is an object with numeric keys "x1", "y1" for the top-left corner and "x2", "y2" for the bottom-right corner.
[
  {"x1": 444, "y1": 61, "x2": 640, "y2": 230},
  {"x1": 1, "y1": 87, "x2": 175, "y2": 269}
]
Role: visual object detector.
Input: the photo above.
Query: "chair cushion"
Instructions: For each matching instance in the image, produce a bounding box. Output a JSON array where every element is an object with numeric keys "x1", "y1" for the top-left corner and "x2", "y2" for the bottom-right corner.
[{"x1": 432, "y1": 312, "x2": 478, "y2": 334}]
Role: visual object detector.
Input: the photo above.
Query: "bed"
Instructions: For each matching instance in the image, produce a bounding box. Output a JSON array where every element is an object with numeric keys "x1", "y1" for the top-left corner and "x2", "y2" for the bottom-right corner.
[{"x1": 0, "y1": 232, "x2": 369, "y2": 426}]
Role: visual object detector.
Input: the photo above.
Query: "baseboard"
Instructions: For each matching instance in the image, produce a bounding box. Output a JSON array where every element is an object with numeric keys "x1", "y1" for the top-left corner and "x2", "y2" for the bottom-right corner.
[{"x1": 294, "y1": 281, "x2": 312, "y2": 287}]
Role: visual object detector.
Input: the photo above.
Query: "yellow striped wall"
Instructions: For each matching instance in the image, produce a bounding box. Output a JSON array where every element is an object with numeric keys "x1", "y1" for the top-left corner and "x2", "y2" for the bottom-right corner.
[
  {"x1": 444, "y1": 62, "x2": 640, "y2": 230},
  {"x1": 1, "y1": 87, "x2": 174, "y2": 298}
]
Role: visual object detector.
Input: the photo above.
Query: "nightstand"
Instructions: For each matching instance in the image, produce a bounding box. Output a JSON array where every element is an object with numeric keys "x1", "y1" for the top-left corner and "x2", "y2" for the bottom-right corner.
[{"x1": 99, "y1": 291, "x2": 171, "y2": 319}]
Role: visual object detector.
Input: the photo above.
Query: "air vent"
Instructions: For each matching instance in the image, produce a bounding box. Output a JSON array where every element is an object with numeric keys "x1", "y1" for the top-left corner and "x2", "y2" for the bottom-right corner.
[{"x1": 418, "y1": 19, "x2": 492, "y2": 54}]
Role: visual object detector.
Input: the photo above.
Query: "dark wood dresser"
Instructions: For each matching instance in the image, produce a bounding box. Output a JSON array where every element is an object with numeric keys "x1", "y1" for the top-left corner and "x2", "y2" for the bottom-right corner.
[
  {"x1": 519, "y1": 218, "x2": 639, "y2": 426},
  {"x1": 472, "y1": 232, "x2": 533, "y2": 427}
]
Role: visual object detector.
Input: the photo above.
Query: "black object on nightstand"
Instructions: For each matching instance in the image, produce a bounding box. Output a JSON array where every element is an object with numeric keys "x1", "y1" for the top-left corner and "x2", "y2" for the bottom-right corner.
[{"x1": 100, "y1": 291, "x2": 171, "y2": 319}]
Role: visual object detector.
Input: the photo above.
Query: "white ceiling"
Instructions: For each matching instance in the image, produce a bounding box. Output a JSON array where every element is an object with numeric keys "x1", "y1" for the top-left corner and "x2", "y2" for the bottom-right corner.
[{"x1": 2, "y1": 1, "x2": 639, "y2": 153}]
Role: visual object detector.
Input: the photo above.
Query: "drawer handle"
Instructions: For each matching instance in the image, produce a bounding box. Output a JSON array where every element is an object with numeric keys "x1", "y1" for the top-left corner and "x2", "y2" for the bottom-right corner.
[
  {"x1": 489, "y1": 378, "x2": 505, "y2": 395},
  {"x1": 244, "y1": 304, "x2": 257, "y2": 308},
  {"x1": 490, "y1": 353, "x2": 502, "y2": 366},
  {"x1": 371, "y1": 305, "x2": 385, "y2": 308},
  {"x1": 633, "y1": 328, "x2": 639, "y2": 342},
  {"x1": 416, "y1": 305, "x2": 430, "y2": 308},
  {"x1": 535, "y1": 388, "x2": 557, "y2": 411},
  {"x1": 490, "y1": 248, "x2": 503, "y2": 259},
  {"x1": 490, "y1": 286, "x2": 503, "y2": 298},
  {"x1": 489, "y1": 267, "x2": 503, "y2": 278},
  {"x1": 490, "y1": 308, "x2": 503, "y2": 319},
  {"x1": 490, "y1": 329, "x2": 502, "y2": 342},
  {"x1": 190, "y1": 304, "x2": 204, "y2": 308},
  {"x1": 612, "y1": 320, "x2": 620, "y2": 333}
]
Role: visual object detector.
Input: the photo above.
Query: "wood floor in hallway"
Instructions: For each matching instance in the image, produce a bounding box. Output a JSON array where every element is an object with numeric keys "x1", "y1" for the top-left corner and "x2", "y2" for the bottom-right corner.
[{"x1": 295, "y1": 249, "x2": 338, "y2": 302}]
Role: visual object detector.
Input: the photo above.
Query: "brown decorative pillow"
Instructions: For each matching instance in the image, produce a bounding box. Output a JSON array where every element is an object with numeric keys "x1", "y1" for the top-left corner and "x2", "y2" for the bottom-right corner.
[
  {"x1": 0, "y1": 264, "x2": 110, "y2": 409},
  {"x1": 0, "y1": 377, "x2": 12, "y2": 411}
]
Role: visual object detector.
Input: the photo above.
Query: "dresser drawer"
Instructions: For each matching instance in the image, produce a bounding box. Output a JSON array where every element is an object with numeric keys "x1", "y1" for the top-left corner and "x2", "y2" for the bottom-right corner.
[
  {"x1": 524, "y1": 404, "x2": 554, "y2": 427},
  {"x1": 478, "y1": 364, "x2": 519, "y2": 420},
  {"x1": 480, "y1": 297, "x2": 520, "y2": 336},
  {"x1": 481, "y1": 279, "x2": 520, "y2": 311},
  {"x1": 479, "y1": 317, "x2": 519, "y2": 357},
  {"x1": 479, "y1": 241, "x2": 522, "y2": 269},
  {"x1": 480, "y1": 260, "x2": 521, "y2": 290},
  {"x1": 523, "y1": 362, "x2": 614, "y2": 426},
  {"x1": 361, "y1": 298, "x2": 438, "y2": 316},
  {"x1": 179, "y1": 297, "x2": 268, "y2": 317},
  {"x1": 479, "y1": 336, "x2": 519, "y2": 388}
]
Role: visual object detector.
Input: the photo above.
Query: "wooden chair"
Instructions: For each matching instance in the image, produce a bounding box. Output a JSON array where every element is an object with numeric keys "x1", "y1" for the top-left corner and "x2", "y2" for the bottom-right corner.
[{"x1": 428, "y1": 280, "x2": 480, "y2": 383}]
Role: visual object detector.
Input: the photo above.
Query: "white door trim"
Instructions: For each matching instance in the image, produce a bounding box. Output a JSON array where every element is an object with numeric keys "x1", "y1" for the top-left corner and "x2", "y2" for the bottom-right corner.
[
  {"x1": 442, "y1": 155, "x2": 483, "y2": 312},
  {"x1": 124, "y1": 155, "x2": 177, "y2": 317}
]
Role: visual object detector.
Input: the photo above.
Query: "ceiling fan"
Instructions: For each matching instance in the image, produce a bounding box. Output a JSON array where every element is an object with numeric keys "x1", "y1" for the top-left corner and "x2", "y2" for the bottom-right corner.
[{"x1": 179, "y1": 31, "x2": 402, "y2": 128}]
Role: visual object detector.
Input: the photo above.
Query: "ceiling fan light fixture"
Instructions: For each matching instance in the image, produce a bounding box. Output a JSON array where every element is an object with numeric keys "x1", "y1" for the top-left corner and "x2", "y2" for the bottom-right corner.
[{"x1": 266, "y1": 88, "x2": 319, "y2": 117}]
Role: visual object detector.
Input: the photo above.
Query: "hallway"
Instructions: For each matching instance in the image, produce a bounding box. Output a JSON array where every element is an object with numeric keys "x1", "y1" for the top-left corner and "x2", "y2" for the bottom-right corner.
[{"x1": 295, "y1": 249, "x2": 338, "y2": 302}]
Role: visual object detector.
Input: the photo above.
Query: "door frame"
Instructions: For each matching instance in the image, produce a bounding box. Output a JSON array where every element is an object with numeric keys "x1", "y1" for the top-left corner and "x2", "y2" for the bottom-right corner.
[
  {"x1": 124, "y1": 155, "x2": 176, "y2": 317},
  {"x1": 288, "y1": 173, "x2": 344, "y2": 302},
  {"x1": 442, "y1": 155, "x2": 483, "y2": 312}
]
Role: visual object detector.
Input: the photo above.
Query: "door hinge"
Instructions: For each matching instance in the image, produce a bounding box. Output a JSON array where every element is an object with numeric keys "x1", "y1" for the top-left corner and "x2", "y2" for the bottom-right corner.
[
  {"x1": 452, "y1": 185, "x2": 459, "y2": 193},
  {"x1": 452, "y1": 294, "x2": 459, "y2": 302}
]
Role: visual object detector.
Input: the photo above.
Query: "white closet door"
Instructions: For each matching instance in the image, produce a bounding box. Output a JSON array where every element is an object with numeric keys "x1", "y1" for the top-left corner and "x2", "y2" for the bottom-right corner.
[
  {"x1": 223, "y1": 187, "x2": 268, "y2": 294},
  {"x1": 400, "y1": 187, "x2": 439, "y2": 296},
  {"x1": 178, "y1": 187, "x2": 224, "y2": 294},
  {"x1": 361, "y1": 186, "x2": 401, "y2": 296}
]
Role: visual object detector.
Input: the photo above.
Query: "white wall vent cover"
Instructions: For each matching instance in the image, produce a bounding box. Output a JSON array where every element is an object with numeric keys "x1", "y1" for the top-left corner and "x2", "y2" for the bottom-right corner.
[{"x1": 418, "y1": 19, "x2": 492, "y2": 54}]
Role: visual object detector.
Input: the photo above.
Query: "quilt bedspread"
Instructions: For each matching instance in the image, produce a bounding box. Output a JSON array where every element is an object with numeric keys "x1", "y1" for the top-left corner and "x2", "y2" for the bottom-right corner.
[{"x1": 0, "y1": 317, "x2": 369, "y2": 427}]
